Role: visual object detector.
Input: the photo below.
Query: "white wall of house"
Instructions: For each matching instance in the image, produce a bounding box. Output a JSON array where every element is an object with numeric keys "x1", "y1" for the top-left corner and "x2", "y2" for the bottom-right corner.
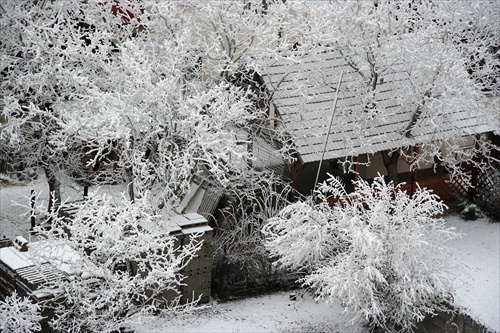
[
  {"x1": 441, "y1": 135, "x2": 476, "y2": 163},
  {"x1": 357, "y1": 134, "x2": 481, "y2": 180},
  {"x1": 358, "y1": 153, "x2": 423, "y2": 179}
]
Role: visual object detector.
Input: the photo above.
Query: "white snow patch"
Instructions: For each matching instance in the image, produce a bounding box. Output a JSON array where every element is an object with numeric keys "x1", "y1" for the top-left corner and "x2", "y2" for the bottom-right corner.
[
  {"x1": 132, "y1": 291, "x2": 366, "y2": 333},
  {"x1": 443, "y1": 216, "x2": 500, "y2": 332},
  {"x1": 0, "y1": 247, "x2": 34, "y2": 270}
]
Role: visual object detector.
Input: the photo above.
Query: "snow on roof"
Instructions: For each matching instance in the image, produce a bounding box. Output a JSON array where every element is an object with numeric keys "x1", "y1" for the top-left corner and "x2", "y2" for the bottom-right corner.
[
  {"x1": 28, "y1": 241, "x2": 85, "y2": 275},
  {"x1": 181, "y1": 225, "x2": 213, "y2": 235},
  {"x1": 0, "y1": 240, "x2": 84, "y2": 291},
  {"x1": 139, "y1": 217, "x2": 183, "y2": 235},
  {"x1": 139, "y1": 213, "x2": 210, "y2": 235},
  {"x1": 183, "y1": 212, "x2": 207, "y2": 223},
  {"x1": 261, "y1": 51, "x2": 498, "y2": 163},
  {"x1": 170, "y1": 213, "x2": 207, "y2": 228},
  {"x1": 177, "y1": 181, "x2": 206, "y2": 214},
  {"x1": 175, "y1": 179, "x2": 222, "y2": 221},
  {"x1": 0, "y1": 247, "x2": 34, "y2": 271}
]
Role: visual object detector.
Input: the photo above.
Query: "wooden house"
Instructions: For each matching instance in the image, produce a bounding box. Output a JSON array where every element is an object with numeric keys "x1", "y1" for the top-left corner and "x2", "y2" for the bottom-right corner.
[{"x1": 259, "y1": 50, "x2": 499, "y2": 202}]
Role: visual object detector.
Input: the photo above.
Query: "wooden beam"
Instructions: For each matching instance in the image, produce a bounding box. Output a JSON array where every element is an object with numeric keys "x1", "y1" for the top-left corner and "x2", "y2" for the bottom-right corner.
[
  {"x1": 469, "y1": 134, "x2": 482, "y2": 198},
  {"x1": 410, "y1": 146, "x2": 420, "y2": 196},
  {"x1": 353, "y1": 155, "x2": 360, "y2": 191},
  {"x1": 291, "y1": 154, "x2": 308, "y2": 201}
]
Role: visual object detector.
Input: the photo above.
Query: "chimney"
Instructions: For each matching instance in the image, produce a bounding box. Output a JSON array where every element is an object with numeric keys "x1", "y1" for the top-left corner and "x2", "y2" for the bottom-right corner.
[{"x1": 14, "y1": 236, "x2": 29, "y2": 252}]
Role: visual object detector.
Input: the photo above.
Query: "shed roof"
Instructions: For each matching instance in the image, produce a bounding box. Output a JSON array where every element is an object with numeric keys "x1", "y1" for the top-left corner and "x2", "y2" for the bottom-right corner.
[
  {"x1": 0, "y1": 247, "x2": 33, "y2": 271},
  {"x1": 261, "y1": 51, "x2": 499, "y2": 164}
]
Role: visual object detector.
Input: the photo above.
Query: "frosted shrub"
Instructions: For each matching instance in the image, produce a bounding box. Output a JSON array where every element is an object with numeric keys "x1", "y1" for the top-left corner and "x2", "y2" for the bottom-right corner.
[
  {"x1": 263, "y1": 176, "x2": 461, "y2": 332},
  {"x1": 460, "y1": 203, "x2": 483, "y2": 221},
  {"x1": 0, "y1": 291, "x2": 43, "y2": 333},
  {"x1": 30, "y1": 194, "x2": 203, "y2": 333}
]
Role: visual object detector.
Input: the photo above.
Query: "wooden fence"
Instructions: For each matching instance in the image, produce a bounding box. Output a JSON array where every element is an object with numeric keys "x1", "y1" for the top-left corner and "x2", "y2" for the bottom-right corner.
[
  {"x1": 318, "y1": 168, "x2": 496, "y2": 210},
  {"x1": 400, "y1": 168, "x2": 496, "y2": 204}
]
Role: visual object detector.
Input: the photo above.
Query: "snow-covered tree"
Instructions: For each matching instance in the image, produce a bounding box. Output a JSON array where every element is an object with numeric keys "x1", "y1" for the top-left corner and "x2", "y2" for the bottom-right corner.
[
  {"x1": 263, "y1": 175, "x2": 461, "y2": 332},
  {"x1": 0, "y1": 0, "x2": 296, "y2": 209},
  {"x1": 0, "y1": 0, "x2": 110, "y2": 210},
  {"x1": 28, "y1": 193, "x2": 202, "y2": 333},
  {"x1": 1, "y1": 0, "x2": 296, "y2": 323},
  {"x1": 0, "y1": 291, "x2": 43, "y2": 333},
  {"x1": 1, "y1": 0, "x2": 497, "y2": 203},
  {"x1": 266, "y1": 0, "x2": 499, "y2": 185}
]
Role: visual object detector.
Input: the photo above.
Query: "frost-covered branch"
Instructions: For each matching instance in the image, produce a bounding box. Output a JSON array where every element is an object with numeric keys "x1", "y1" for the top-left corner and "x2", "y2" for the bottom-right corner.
[
  {"x1": 28, "y1": 194, "x2": 202, "y2": 333},
  {"x1": 0, "y1": 291, "x2": 43, "y2": 333},
  {"x1": 264, "y1": 175, "x2": 461, "y2": 332},
  {"x1": 213, "y1": 171, "x2": 292, "y2": 268}
]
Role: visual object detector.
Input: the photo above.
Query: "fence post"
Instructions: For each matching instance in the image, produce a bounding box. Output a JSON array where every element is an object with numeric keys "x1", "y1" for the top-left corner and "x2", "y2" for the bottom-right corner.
[
  {"x1": 30, "y1": 190, "x2": 36, "y2": 232},
  {"x1": 469, "y1": 134, "x2": 482, "y2": 199},
  {"x1": 410, "y1": 146, "x2": 420, "y2": 196}
]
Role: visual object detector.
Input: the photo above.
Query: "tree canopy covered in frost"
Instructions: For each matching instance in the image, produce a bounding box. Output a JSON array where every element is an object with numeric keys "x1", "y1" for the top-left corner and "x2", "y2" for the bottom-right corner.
[
  {"x1": 263, "y1": 176, "x2": 461, "y2": 332},
  {"x1": 0, "y1": 0, "x2": 295, "y2": 209},
  {"x1": 1, "y1": 0, "x2": 498, "y2": 202},
  {"x1": 0, "y1": 1, "x2": 295, "y2": 329},
  {"x1": 267, "y1": 0, "x2": 499, "y2": 184}
]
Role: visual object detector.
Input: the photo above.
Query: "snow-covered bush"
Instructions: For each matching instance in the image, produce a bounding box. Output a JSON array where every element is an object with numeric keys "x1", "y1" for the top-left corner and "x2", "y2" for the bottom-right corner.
[
  {"x1": 29, "y1": 194, "x2": 203, "y2": 333},
  {"x1": 263, "y1": 176, "x2": 461, "y2": 332},
  {"x1": 460, "y1": 203, "x2": 483, "y2": 221},
  {"x1": 212, "y1": 173, "x2": 294, "y2": 297},
  {"x1": 0, "y1": 291, "x2": 43, "y2": 333}
]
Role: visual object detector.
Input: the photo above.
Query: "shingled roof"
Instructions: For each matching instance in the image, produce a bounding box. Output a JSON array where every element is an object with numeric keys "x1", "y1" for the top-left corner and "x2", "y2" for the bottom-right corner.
[{"x1": 261, "y1": 50, "x2": 498, "y2": 164}]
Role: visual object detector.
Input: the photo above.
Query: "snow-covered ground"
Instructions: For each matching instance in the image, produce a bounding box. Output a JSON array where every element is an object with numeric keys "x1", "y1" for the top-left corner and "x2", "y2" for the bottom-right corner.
[
  {"x1": 0, "y1": 172, "x2": 498, "y2": 332},
  {"x1": 443, "y1": 216, "x2": 500, "y2": 332},
  {"x1": 132, "y1": 291, "x2": 366, "y2": 333},
  {"x1": 0, "y1": 171, "x2": 127, "y2": 241}
]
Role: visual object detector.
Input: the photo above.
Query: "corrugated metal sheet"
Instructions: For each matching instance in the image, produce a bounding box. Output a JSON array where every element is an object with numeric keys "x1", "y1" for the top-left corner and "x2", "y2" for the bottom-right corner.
[
  {"x1": 197, "y1": 190, "x2": 222, "y2": 221},
  {"x1": 16, "y1": 263, "x2": 62, "y2": 290},
  {"x1": 261, "y1": 50, "x2": 499, "y2": 163}
]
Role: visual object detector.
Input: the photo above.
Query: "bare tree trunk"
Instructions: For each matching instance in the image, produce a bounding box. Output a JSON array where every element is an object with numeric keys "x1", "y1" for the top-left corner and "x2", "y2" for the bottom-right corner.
[
  {"x1": 126, "y1": 166, "x2": 135, "y2": 202},
  {"x1": 381, "y1": 150, "x2": 400, "y2": 185},
  {"x1": 44, "y1": 167, "x2": 61, "y2": 213}
]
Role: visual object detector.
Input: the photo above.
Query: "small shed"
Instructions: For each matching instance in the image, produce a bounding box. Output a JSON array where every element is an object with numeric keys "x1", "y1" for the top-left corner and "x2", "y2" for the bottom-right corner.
[{"x1": 0, "y1": 238, "x2": 75, "y2": 333}]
